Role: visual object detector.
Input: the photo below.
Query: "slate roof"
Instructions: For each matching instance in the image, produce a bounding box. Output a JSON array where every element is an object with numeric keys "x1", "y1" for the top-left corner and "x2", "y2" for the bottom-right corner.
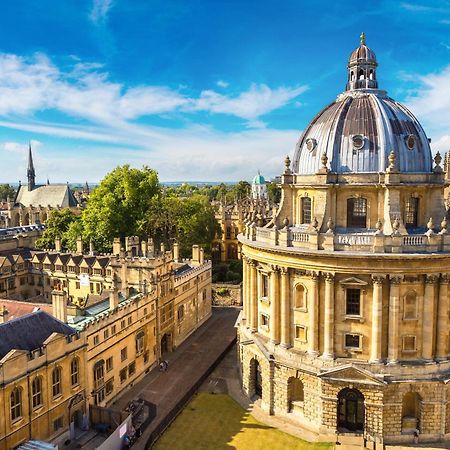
[
  {"x1": 15, "y1": 184, "x2": 78, "y2": 208},
  {"x1": 0, "y1": 310, "x2": 75, "y2": 359}
]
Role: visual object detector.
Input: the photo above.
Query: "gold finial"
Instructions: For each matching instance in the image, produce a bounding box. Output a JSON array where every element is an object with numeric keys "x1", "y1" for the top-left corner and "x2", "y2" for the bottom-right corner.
[{"x1": 360, "y1": 32, "x2": 365, "y2": 45}]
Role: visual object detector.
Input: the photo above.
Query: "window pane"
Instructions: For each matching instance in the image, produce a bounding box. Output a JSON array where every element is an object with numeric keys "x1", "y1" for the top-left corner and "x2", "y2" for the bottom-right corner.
[
  {"x1": 405, "y1": 197, "x2": 419, "y2": 228},
  {"x1": 301, "y1": 198, "x2": 312, "y2": 224},
  {"x1": 346, "y1": 289, "x2": 361, "y2": 315},
  {"x1": 347, "y1": 198, "x2": 367, "y2": 228}
]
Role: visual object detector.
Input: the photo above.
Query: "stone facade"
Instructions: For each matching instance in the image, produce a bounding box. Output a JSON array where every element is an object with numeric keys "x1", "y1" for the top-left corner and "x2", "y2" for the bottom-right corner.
[{"x1": 238, "y1": 35, "x2": 450, "y2": 446}]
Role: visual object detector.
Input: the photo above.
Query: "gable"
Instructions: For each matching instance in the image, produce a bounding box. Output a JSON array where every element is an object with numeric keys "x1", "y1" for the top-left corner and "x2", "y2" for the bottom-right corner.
[
  {"x1": 318, "y1": 364, "x2": 386, "y2": 386},
  {"x1": 339, "y1": 277, "x2": 368, "y2": 286}
]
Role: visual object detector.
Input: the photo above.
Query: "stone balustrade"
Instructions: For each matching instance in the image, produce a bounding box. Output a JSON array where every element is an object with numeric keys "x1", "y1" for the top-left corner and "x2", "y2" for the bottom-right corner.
[{"x1": 249, "y1": 224, "x2": 450, "y2": 254}]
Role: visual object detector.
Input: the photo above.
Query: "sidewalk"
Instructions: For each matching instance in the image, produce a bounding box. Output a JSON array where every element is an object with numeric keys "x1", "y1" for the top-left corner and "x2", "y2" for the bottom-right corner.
[{"x1": 113, "y1": 306, "x2": 239, "y2": 450}]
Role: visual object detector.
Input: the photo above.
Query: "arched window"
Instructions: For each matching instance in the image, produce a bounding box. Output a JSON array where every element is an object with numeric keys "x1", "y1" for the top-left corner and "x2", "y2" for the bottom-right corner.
[
  {"x1": 405, "y1": 197, "x2": 419, "y2": 228},
  {"x1": 52, "y1": 367, "x2": 62, "y2": 397},
  {"x1": 347, "y1": 198, "x2": 367, "y2": 228},
  {"x1": 32, "y1": 377, "x2": 43, "y2": 409},
  {"x1": 288, "y1": 377, "x2": 304, "y2": 412},
  {"x1": 338, "y1": 388, "x2": 365, "y2": 432},
  {"x1": 10, "y1": 387, "x2": 22, "y2": 421},
  {"x1": 300, "y1": 197, "x2": 312, "y2": 224},
  {"x1": 71, "y1": 358, "x2": 79, "y2": 387},
  {"x1": 369, "y1": 70, "x2": 374, "y2": 80},
  {"x1": 93, "y1": 360, "x2": 105, "y2": 387},
  {"x1": 350, "y1": 71, "x2": 355, "y2": 81},
  {"x1": 403, "y1": 291, "x2": 417, "y2": 320},
  {"x1": 294, "y1": 284, "x2": 306, "y2": 309},
  {"x1": 359, "y1": 69, "x2": 364, "y2": 80},
  {"x1": 250, "y1": 358, "x2": 262, "y2": 398},
  {"x1": 136, "y1": 330, "x2": 145, "y2": 354}
]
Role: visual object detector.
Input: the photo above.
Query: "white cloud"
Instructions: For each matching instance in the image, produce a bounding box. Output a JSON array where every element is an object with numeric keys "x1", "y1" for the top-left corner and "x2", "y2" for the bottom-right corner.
[
  {"x1": 89, "y1": 0, "x2": 113, "y2": 24},
  {"x1": 0, "y1": 52, "x2": 307, "y2": 127},
  {"x1": 191, "y1": 84, "x2": 308, "y2": 121},
  {"x1": 216, "y1": 80, "x2": 229, "y2": 88},
  {"x1": 405, "y1": 65, "x2": 450, "y2": 152},
  {"x1": 2, "y1": 140, "x2": 41, "y2": 153}
]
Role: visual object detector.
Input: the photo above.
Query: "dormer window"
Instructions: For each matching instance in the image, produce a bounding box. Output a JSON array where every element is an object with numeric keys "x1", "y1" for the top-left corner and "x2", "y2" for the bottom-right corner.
[
  {"x1": 306, "y1": 138, "x2": 317, "y2": 152},
  {"x1": 406, "y1": 135, "x2": 416, "y2": 150},
  {"x1": 352, "y1": 135, "x2": 365, "y2": 150}
]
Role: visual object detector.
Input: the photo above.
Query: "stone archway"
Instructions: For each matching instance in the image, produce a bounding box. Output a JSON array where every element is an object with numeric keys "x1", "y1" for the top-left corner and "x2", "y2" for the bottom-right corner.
[
  {"x1": 249, "y1": 358, "x2": 262, "y2": 398},
  {"x1": 161, "y1": 333, "x2": 172, "y2": 354},
  {"x1": 337, "y1": 388, "x2": 365, "y2": 432}
]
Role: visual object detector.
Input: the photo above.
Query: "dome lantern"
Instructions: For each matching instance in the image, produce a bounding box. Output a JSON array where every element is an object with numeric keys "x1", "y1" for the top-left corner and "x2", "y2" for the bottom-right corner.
[{"x1": 346, "y1": 32, "x2": 378, "y2": 91}]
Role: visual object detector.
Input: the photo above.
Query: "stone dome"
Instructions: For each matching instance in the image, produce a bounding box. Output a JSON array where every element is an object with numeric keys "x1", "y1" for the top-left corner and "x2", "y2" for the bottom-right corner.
[{"x1": 292, "y1": 34, "x2": 433, "y2": 175}]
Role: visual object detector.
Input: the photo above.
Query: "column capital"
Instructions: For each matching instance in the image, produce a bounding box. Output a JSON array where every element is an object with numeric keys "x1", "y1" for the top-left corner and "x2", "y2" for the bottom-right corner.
[
  {"x1": 280, "y1": 266, "x2": 289, "y2": 276},
  {"x1": 323, "y1": 272, "x2": 335, "y2": 282},
  {"x1": 389, "y1": 275, "x2": 402, "y2": 285},
  {"x1": 305, "y1": 270, "x2": 319, "y2": 280},
  {"x1": 372, "y1": 274, "x2": 386, "y2": 284},
  {"x1": 269, "y1": 264, "x2": 281, "y2": 273},
  {"x1": 425, "y1": 274, "x2": 439, "y2": 284},
  {"x1": 248, "y1": 259, "x2": 257, "y2": 268},
  {"x1": 440, "y1": 273, "x2": 450, "y2": 283}
]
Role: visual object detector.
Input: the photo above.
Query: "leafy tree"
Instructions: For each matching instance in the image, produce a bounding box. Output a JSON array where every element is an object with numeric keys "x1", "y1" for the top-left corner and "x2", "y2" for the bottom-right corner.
[
  {"x1": 230, "y1": 181, "x2": 251, "y2": 200},
  {"x1": 35, "y1": 209, "x2": 80, "y2": 250},
  {"x1": 81, "y1": 165, "x2": 160, "y2": 252},
  {"x1": 0, "y1": 184, "x2": 16, "y2": 202},
  {"x1": 267, "y1": 181, "x2": 281, "y2": 203}
]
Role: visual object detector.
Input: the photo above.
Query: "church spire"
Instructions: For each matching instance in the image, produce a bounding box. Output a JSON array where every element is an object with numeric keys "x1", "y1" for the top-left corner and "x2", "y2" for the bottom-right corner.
[{"x1": 27, "y1": 142, "x2": 36, "y2": 191}]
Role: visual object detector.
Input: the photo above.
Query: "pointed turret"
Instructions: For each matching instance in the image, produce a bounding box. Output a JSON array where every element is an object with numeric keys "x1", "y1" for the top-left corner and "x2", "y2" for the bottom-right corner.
[{"x1": 27, "y1": 143, "x2": 36, "y2": 191}]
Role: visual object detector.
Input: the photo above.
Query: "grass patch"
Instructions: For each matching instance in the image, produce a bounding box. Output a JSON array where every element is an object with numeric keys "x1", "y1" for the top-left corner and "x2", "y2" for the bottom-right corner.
[{"x1": 154, "y1": 393, "x2": 333, "y2": 450}]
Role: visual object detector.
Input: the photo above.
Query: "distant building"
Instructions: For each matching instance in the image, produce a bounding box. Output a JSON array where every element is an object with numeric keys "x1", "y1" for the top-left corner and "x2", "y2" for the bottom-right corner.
[
  {"x1": 251, "y1": 171, "x2": 267, "y2": 200},
  {"x1": 2, "y1": 145, "x2": 81, "y2": 228}
]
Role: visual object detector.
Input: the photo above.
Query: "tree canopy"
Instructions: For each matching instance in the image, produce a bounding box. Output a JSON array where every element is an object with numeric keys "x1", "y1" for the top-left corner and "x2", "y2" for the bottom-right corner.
[
  {"x1": 0, "y1": 184, "x2": 16, "y2": 202},
  {"x1": 37, "y1": 165, "x2": 220, "y2": 257}
]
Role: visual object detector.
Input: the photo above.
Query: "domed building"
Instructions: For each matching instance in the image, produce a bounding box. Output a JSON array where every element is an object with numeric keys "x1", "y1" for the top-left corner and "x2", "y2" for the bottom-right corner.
[
  {"x1": 238, "y1": 33, "x2": 450, "y2": 447},
  {"x1": 252, "y1": 171, "x2": 268, "y2": 200}
]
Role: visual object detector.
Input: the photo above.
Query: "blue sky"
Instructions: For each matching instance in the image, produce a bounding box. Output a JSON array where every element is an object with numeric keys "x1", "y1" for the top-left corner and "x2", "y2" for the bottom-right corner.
[{"x1": 0, "y1": 0, "x2": 450, "y2": 183}]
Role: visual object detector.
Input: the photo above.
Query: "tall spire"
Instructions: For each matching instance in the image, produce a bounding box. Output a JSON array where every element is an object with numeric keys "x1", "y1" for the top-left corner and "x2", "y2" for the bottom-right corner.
[
  {"x1": 346, "y1": 33, "x2": 378, "y2": 91},
  {"x1": 360, "y1": 31, "x2": 365, "y2": 45},
  {"x1": 27, "y1": 142, "x2": 36, "y2": 191}
]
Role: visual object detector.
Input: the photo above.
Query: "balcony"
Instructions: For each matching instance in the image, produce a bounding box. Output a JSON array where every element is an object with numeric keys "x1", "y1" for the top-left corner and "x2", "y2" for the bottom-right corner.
[{"x1": 242, "y1": 225, "x2": 450, "y2": 254}]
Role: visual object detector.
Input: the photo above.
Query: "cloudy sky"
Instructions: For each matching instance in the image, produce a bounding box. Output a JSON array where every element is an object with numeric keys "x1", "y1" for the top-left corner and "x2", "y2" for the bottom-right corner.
[{"x1": 1, "y1": 0, "x2": 450, "y2": 183}]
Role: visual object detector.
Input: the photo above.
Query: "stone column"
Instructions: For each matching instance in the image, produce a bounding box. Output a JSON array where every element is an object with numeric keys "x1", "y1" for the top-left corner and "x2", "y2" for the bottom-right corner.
[
  {"x1": 370, "y1": 275, "x2": 385, "y2": 363},
  {"x1": 280, "y1": 267, "x2": 291, "y2": 348},
  {"x1": 322, "y1": 273, "x2": 334, "y2": 359},
  {"x1": 308, "y1": 272, "x2": 319, "y2": 356},
  {"x1": 436, "y1": 274, "x2": 449, "y2": 360},
  {"x1": 242, "y1": 256, "x2": 249, "y2": 323},
  {"x1": 269, "y1": 265, "x2": 280, "y2": 344},
  {"x1": 387, "y1": 276, "x2": 401, "y2": 363},
  {"x1": 422, "y1": 274, "x2": 438, "y2": 361},
  {"x1": 249, "y1": 260, "x2": 258, "y2": 331}
]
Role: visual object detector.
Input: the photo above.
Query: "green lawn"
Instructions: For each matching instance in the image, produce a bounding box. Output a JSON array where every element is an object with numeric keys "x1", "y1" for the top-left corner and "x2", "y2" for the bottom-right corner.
[{"x1": 154, "y1": 393, "x2": 333, "y2": 450}]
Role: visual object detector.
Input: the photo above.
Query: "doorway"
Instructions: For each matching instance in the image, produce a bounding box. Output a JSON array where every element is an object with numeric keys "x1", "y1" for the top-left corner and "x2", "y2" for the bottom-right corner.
[{"x1": 337, "y1": 388, "x2": 365, "y2": 432}]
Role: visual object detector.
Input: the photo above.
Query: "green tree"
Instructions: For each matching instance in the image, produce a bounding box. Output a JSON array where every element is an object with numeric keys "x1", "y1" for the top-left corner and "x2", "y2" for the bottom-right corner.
[
  {"x1": 231, "y1": 181, "x2": 251, "y2": 200},
  {"x1": 0, "y1": 184, "x2": 16, "y2": 202},
  {"x1": 35, "y1": 209, "x2": 80, "y2": 250},
  {"x1": 81, "y1": 165, "x2": 161, "y2": 252},
  {"x1": 267, "y1": 181, "x2": 281, "y2": 203}
]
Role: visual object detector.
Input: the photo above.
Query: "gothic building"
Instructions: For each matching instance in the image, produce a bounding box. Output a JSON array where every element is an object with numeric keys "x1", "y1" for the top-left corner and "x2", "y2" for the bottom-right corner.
[
  {"x1": 238, "y1": 34, "x2": 450, "y2": 446},
  {"x1": 3, "y1": 145, "x2": 80, "y2": 228}
]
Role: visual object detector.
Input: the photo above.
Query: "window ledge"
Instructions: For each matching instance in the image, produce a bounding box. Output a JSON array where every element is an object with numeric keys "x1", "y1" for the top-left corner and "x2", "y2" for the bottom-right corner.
[
  {"x1": 402, "y1": 317, "x2": 418, "y2": 321},
  {"x1": 294, "y1": 338, "x2": 307, "y2": 344},
  {"x1": 259, "y1": 297, "x2": 270, "y2": 304},
  {"x1": 294, "y1": 307, "x2": 308, "y2": 313},
  {"x1": 344, "y1": 315, "x2": 365, "y2": 323},
  {"x1": 344, "y1": 347, "x2": 363, "y2": 353},
  {"x1": 401, "y1": 349, "x2": 417, "y2": 354}
]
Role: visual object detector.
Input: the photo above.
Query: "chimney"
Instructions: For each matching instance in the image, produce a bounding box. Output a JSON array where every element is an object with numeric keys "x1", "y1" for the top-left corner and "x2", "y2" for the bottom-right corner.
[
  {"x1": 76, "y1": 236, "x2": 83, "y2": 254},
  {"x1": 52, "y1": 290, "x2": 67, "y2": 323},
  {"x1": 89, "y1": 240, "x2": 95, "y2": 255},
  {"x1": 192, "y1": 245, "x2": 200, "y2": 265},
  {"x1": 109, "y1": 287, "x2": 119, "y2": 311},
  {"x1": 199, "y1": 247, "x2": 204, "y2": 265},
  {"x1": 113, "y1": 238, "x2": 121, "y2": 256},
  {"x1": 0, "y1": 305, "x2": 9, "y2": 324},
  {"x1": 160, "y1": 242, "x2": 165, "y2": 254},
  {"x1": 55, "y1": 236, "x2": 62, "y2": 252},
  {"x1": 141, "y1": 240, "x2": 147, "y2": 257},
  {"x1": 173, "y1": 242, "x2": 179, "y2": 263}
]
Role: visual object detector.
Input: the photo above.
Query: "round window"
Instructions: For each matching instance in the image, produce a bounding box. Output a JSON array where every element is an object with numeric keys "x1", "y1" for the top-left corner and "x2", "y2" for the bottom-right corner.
[
  {"x1": 352, "y1": 135, "x2": 365, "y2": 150},
  {"x1": 406, "y1": 134, "x2": 415, "y2": 150},
  {"x1": 306, "y1": 138, "x2": 317, "y2": 152}
]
